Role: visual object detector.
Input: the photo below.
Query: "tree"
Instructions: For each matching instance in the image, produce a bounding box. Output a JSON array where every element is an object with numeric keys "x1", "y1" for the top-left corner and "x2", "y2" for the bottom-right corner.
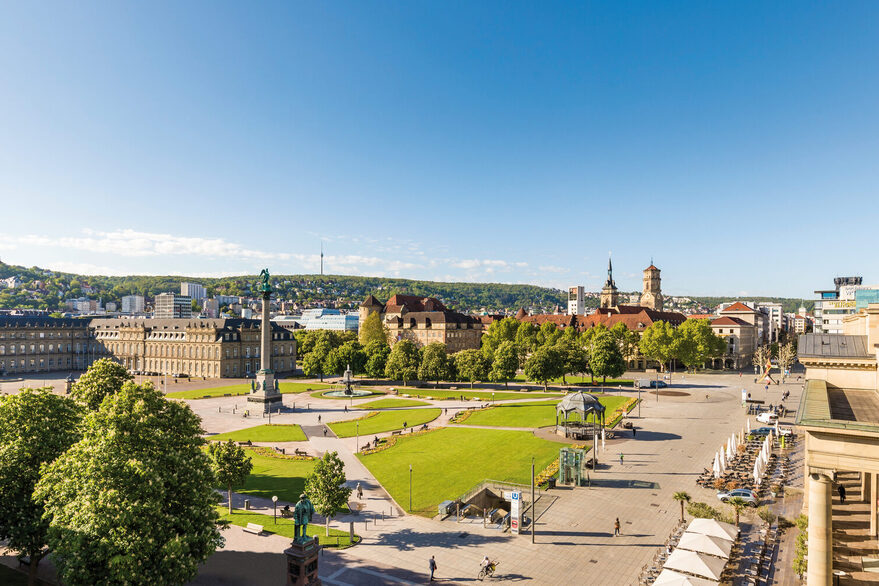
[
  {"x1": 639, "y1": 321, "x2": 677, "y2": 371},
  {"x1": 589, "y1": 333, "x2": 626, "y2": 383},
  {"x1": 675, "y1": 319, "x2": 726, "y2": 371},
  {"x1": 753, "y1": 344, "x2": 772, "y2": 378},
  {"x1": 303, "y1": 340, "x2": 332, "y2": 381},
  {"x1": 792, "y1": 514, "x2": 808, "y2": 578},
  {"x1": 672, "y1": 491, "x2": 691, "y2": 523},
  {"x1": 418, "y1": 342, "x2": 450, "y2": 387},
  {"x1": 726, "y1": 496, "x2": 748, "y2": 526},
  {"x1": 71, "y1": 358, "x2": 133, "y2": 410},
  {"x1": 208, "y1": 440, "x2": 254, "y2": 515},
  {"x1": 364, "y1": 340, "x2": 391, "y2": 379},
  {"x1": 555, "y1": 338, "x2": 590, "y2": 384},
  {"x1": 454, "y1": 349, "x2": 489, "y2": 389},
  {"x1": 777, "y1": 341, "x2": 796, "y2": 381},
  {"x1": 384, "y1": 340, "x2": 420, "y2": 385},
  {"x1": 514, "y1": 322, "x2": 539, "y2": 363},
  {"x1": 489, "y1": 340, "x2": 519, "y2": 388},
  {"x1": 524, "y1": 346, "x2": 565, "y2": 391},
  {"x1": 359, "y1": 311, "x2": 388, "y2": 347},
  {"x1": 35, "y1": 381, "x2": 223, "y2": 586},
  {"x1": 480, "y1": 317, "x2": 520, "y2": 360},
  {"x1": 324, "y1": 341, "x2": 367, "y2": 376},
  {"x1": 536, "y1": 322, "x2": 562, "y2": 348},
  {"x1": 0, "y1": 389, "x2": 81, "y2": 586},
  {"x1": 610, "y1": 322, "x2": 640, "y2": 364},
  {"x1": 304, "y1": 451, "x2": 352, "y2": 536}
]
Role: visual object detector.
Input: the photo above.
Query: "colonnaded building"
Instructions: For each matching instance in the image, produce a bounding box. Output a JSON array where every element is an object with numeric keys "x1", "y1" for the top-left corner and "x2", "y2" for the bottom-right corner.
[{"x1": 0, "y1": 316, "x2": 296, "y2": 378}]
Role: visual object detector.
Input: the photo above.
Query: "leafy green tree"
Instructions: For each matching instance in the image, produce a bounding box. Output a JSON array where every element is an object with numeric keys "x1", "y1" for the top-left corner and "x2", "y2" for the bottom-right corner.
[
  {"x1": 673, "y1": 491, "x2": 691, "y2": 523},
  {"x1": 71, "y1": 358, "x2": 133, "y2": 410},
  {"x1": 35, "y1": 381, "x2": 223, "y2": 586},
  {"x1": 590, "y1": 332, "x2": 626, "y2": 383},
  {"x1": 207, "y1": 440, "x2": 254, "y2": 514},
  {"x1": 536, "y1": 322, "x2": 562, "y2": 347},
  {"x1": 304, "y1": 451, "x2": 352, "y2": 536},
  {"x1": 384, "y1": 340, "x2": 420, "y2": 385},
  {"x1": 454, "y1": 349, "x2": 490, "y2": 389},
  {"x1": 324, "y1": 341, "x2": 367, "y2": 376},
  {"x1": 514, "y1": 322, "x2": 539, "y2": 364},
  {"x1": 489, "y1": 341, "x2": 519, "y2": 388},
  {"x1": 675, "y1": 319, "x2": 726, "y2": 371},
  {"x1": 0, "y1": 389, "x2": 82, "y2": 586},
  {"x1": 792, "y1": 514, "x2": 808, "y2": 578},
  {"x1": 359, "y1": 310, "x2": 388, "y2": 347},
  {"x1": 524, "y1": 346, "x2": 565, "y2": 391},
  {"x1": 639, "y1": 321, "x2": 678, "y2": 371},
  {"x1": 364, "y1": 340, "x2": 391, "y2": 379},
  {"x1": 480, "y1": 317, "x2": 520, "y2": 360},
  {"x1": 418, "y1": 342, "x2": 450, "y2": 387},
  {"x1": 610, "y1": 322, "x2": 640, "y2": 364},
  {"x1": 555, "y1": 338, "x2": 590, "y2": 384},
  {"x1": 303, "y1": 340, "x2": 332, "y2": 381}
]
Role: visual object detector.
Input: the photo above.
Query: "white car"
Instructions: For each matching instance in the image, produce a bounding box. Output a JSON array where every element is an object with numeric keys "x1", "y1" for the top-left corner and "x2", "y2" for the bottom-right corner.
[{"x1": 756, "y1": 412, "x2": 778, "y2": 424}]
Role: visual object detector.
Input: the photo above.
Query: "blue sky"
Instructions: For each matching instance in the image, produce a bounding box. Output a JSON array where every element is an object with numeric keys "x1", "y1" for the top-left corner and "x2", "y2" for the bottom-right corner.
[{"x1": 1, "y1": 2, "x2": 877, "y2": 298}]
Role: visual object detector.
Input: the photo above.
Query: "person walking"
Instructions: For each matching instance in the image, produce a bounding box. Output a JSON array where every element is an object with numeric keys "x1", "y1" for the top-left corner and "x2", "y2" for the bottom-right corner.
[
  {"x1": 317, "y1": 414, "x2": 321, "y2": 423},
  {"x1": 614, "y1": 518, "x2": 621, "y2": 536},
  {"x1": 344, "y1": 405, "x2": 348, "y2": 413},
  {"x1": 632, "y1": 426, "x2": 637, "y2": 438},
  {"x1": 839, "y1": 484, "x2": 847, "y2": 504},
  {"x1": 356, "y1": 482, "x2": 363, "y2": 500},
  {"x1": 323, "y1": 428, "x2": 327, "y2": 437},
  {"x1": 429, "y1": 555, "x2": 437, "y2": 581},
  {"x1": 619, "y1": 453, "x2": 624, "y2": 465}
]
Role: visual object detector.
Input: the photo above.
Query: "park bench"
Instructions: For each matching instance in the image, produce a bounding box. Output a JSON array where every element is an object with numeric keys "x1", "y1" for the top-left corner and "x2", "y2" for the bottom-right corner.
[
  {"x1": 391, "y1": 430, "x2": 402, "y2": 436},
  {"x1": 294, "y1": 449, "x2": 308, "y2": 457},
  {"x1": 237, "y1": 440, "x2": 252, "y2": 446},
  {"x1": 274, "y1": 446, "x2": 286, "y2": 455},
  {"x1": 243, "y1": 523, "x2": 264, "y2": 535}
]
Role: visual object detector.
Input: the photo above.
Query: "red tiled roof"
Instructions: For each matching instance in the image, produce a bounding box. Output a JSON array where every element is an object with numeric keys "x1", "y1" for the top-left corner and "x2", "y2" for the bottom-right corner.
[
  {"x1": 383, "y1": 294, "x2": 447, "y2": 312},
  {"x1": 711, "y1": 316, "x2": 751, "y2": 326},
  {"x1": 721, "y1": 302, "x2": 756, "y2": 313},
  {"x1": 645, "y1": 265, "x2": 659, "y2": 271}
]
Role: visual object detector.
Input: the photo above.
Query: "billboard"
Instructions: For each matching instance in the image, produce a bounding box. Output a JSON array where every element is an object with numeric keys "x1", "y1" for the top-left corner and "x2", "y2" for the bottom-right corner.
[{"x1": 510, "y1": 491, "x2": 520, "y2": 534}]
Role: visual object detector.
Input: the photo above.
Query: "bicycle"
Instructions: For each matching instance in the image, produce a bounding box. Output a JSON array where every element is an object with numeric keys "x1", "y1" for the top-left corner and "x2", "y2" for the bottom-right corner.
[{"x1": 478, "y1": 561, "x2": 499, "y2": 581}]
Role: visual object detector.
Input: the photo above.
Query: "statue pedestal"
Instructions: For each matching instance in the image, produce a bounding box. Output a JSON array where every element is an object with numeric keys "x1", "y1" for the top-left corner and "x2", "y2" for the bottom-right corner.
[
  {"x1": 284, "y1": 537, "x2": 321, "y2": 585},
  {"x1": 247, "y1": 369, "x2": 282, "y2": 413}
]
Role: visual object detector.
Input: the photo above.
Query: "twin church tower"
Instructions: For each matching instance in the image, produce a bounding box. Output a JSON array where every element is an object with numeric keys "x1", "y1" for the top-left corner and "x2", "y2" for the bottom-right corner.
[{"x1": 568, "y1": 258, "x2": 663, "y2": 315}]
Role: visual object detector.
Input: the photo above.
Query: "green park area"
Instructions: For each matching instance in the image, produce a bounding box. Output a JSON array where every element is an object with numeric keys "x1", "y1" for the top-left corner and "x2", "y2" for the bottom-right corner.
[
  {"x1": 395, "y1": 388, "x2": 562, "y2": 401},
  {"x1": 208, "y1": 424, "x2": 307, "y2": 443},
  {"x1": 513, "y1": 374, "x2": 633, "y2": 386},
  {"x1": 355, "y1": 398, "x2": 430, "y2": 410},
  {"x1": 166, "y1": 382, "x2": 330, "y2": 400},
  {"x1": 329, "y1": 408, "x2": 442, "y2": 438},
  {"x1": 220, "y1": 448, "x2": 315, "y2": 504},
  {"x1": 460, "y1": 395, "x2": 631, "y2": 428},
  {"x1": 217, "y1": 508, "x2": 358, "y2": 548},
  {"x1": 357, "y1": 427, "x2": 561, "y2": 516}
]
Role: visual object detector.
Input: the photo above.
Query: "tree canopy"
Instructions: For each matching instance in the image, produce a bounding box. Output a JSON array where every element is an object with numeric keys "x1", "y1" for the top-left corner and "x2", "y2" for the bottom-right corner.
[
  {"x1": 384, "y1": 340, "x2": 420, "y2": 385},
  {"x1": 454, "y1": 349, "x2": 490, "y2": 389},
  {"x1": 359, "y1": 311, "x2": 388, "y2": 346},
  {"x1": 489, "y1": 340, "x2": 519, "y2": 388},
  {"x1": 304, "y1": 451, "x2": 352, "y2": 535},
  {"x1": 71, "y1": 358, "x2": 133, "y2": 410},
  {"x1": 418, "y1": 342, "x2": 451, "y2": 386},
  {"x1": 208, "y1": 440, "x2": 254, "y2": 514},
  {"x1": 524, "y1": 345, "x2": 565, "y2": 390}
]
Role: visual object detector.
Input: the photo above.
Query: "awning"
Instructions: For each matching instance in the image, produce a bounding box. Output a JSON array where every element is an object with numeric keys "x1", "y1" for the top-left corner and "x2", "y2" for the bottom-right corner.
[
  {"x1": 686, "y1": 518, "x2": 738, "y2": 542},
  {"x1": 653, "y1": 568, "x2": 719, "y2": 585},
  {"x1": 663, "y1": 549, "x2": 727, "y2": 581},
  {"x1": 678, "y1": 531, "x2": 733, "y2": 559}
]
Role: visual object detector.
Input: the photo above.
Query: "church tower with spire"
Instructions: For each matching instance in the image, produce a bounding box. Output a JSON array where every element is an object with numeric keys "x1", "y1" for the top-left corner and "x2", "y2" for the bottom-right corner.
[
  {"x1": 640, "y1": 261, "x2": 663, "y2": 311},
  {"x1": 599, "y1": 255, "x2": 619, "y2": 309}
]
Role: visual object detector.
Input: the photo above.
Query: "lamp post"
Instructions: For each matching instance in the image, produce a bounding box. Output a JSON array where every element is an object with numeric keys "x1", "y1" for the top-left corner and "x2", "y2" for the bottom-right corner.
[
  {"x1": 356, "y1": 421, "x2": 359, "y2": 453},
  {"x1": 272, "y1": 495, "x2": 278, "y2": 524},
  {"x1": 409, "y1": 465, "x2": 413, "y2": 512},
  {"x1": 530, "y1": 456, "x2": 535, "y2": 544},
  {"x1": 638, "y1": 385, "x2": 642, "y2": 418}
]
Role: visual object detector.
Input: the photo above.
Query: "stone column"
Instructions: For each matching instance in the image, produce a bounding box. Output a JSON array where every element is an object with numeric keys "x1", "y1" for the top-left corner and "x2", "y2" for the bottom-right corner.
[
  {"x1": 807, "y1": 472, "x2": 833, "y2": 586},
  {"x1": 871, "y1": 473, "x2": 878, "y2": 538},
  {"x1": 261, "y1": 293, "x2": 271, "y2": 372},
  {"x1": 864, "y1": 472, "x2": 871, "y2": 503}
]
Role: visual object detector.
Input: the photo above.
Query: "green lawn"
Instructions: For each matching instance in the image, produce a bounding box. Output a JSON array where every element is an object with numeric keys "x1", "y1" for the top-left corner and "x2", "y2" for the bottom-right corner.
[
  {"x1": 513, "y1": 375, "x2": 633, "y2": 386},
  {"x1": 355, "y1": 398, "x2": 431, "y2": 410},
  {"x1": 309, "y1": 388, "x2": 386, "y2": 400},
  {"x1": 459, "y1": 395, "x2": 630, "y2": 428},
  {"x1": 220, "y1": 448, "x2": 315, "y2": 504},
  {"x1": 358, "y1": 427, "x2": 561, "y2": 516},
  {"x1": 167, "y1": 382, "x2": 330, "y2": 400},
  {"x1": 329, "y1": 408, "x2": 442, "y2": 438},
  {"x1": 395, "y1": 388, "x2": 562, "y2": 401},
  {"x1": 208, "y1": 424, "x2": 307, "y2": 443},
  {"x1": 217, "y1": 507, "x2": 358, "y2": 548}
]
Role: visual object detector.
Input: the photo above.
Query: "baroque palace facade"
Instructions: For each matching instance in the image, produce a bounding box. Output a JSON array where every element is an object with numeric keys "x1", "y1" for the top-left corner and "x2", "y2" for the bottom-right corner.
[{"x1": 0, "y1": 316, "x2": 296, "y2": 378}]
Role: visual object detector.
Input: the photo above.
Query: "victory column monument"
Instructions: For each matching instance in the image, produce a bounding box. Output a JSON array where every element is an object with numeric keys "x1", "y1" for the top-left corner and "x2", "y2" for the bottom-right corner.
[{"x1": 247, "y1": 268, "x2": 283, "y2": 412}]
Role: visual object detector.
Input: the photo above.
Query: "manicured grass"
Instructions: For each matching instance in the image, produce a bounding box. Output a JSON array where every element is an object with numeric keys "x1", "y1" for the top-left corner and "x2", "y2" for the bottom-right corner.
[
  {"x1": 218, "y1": 507, "x2": 358, "y2": 548},
  {"x1": 513, "y1": 374, "x2": 634, "y2": 386},
  {"x1": 220, "y1": 448, "x2": 315, "y2": 504},
  {"x1": 460, "y1": 395, "x2": 630, "y2": 428},
  {"x1": 310, "y1": 388, "x2": 386, "y2": 400},
  {"x1": 358, "y1": 427, "x2": 561, "y2": 516},
  {"x1": 208, "y1": 424, "x2": 307, "y2": 443},
  {"x1": 329, "y1": 408, "x2": 442, "y2": 438},
  {"x1": 355, "y1": 398, "x2": 431, "y2": 410},
  {"x1": 166, "y1": 382, "x2": 330, "y2": 400},
  {"x1": 395, "y1": 388, "x2": 562, "y2": 401}
]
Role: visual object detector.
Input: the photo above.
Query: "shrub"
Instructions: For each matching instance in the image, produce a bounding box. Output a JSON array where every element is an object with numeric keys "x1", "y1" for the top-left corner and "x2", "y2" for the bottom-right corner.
[
  {"x1": 757, "y1": 506, "x2": 776, "y2": 525},
  {"x1": 792, "y1": 514, "x2": 808, "y2": 578},
  {"x1": 686, "y1": 501, "x2": 722, "y2": 520}
]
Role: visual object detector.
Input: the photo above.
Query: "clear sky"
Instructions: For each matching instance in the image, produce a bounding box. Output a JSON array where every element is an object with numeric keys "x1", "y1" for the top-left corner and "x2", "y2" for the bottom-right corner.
[{"x1": 1, "y1": 2, "x2": 877, "y2": 298}]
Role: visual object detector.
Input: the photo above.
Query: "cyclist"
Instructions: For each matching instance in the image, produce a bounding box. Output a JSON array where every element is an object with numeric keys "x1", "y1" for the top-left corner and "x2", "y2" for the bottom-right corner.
[{"x1": 480, "y1": 556, "x2": 496, "y2": 578}]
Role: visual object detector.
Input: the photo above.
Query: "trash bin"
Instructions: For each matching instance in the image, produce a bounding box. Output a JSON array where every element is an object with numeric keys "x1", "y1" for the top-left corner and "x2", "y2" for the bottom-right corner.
[{"x1": 244, "y1": 499, "x2": 250, "y2": 510}]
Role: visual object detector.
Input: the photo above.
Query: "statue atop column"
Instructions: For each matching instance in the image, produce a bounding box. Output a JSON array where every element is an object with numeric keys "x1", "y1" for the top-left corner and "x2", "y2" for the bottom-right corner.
[
  {"x1": 247, "y1": 268, "x2": 282, "y2": 412},
  {"x1": 259, "y1": 268, "x2": 273, "y2": 295}
]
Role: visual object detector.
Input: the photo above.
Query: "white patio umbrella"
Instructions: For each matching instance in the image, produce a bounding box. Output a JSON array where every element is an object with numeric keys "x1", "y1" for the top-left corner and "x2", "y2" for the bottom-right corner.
[
  {"x1": 753, "y1": 459, "x2": 761, "y2": 484},
  {"x1": 678, "y1": 531, "x2": 734, "y2": 559},
  {"x1": 746, "y1": 419, "x2": 751, "y2": 434},
  {"x1": 774, "y1": 419, "x2": 780, "y2": 435},
  {"x1": 725, "y1": 438, "x2": 732, "y2": 461},
  {"x1": 686, "y1": 518, "x2": 738, "y2": 542},
  {"x1": 663, "y1": 549, "x2": 727, "y2": 582},
  {"x1": 653, "y1": 568, "x2": 719, "y2": 586},
  {"x1": 712, "y1": 453, "x2": 720, "y2": 479},
  {"x1": 719, "y1": 448, "x2": 726, "y2": 473}
]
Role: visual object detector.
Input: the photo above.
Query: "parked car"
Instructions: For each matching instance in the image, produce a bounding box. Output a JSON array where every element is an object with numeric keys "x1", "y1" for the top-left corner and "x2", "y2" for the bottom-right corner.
[
  {"x1": 717, "y1": 488, "x2": 758, "y2": 506},
  {"x1": 636, "y1": 379, "x2": 668, "y2": 389},
  {"x1": 756, "y1": 412, "x2": 778, "y2": 424},
  {"x1": 751, "y1": 426, "x2": 774, "y2": 435},
  {"x1": 776, "y1": 426, "x2": 793, "y2": 437}
]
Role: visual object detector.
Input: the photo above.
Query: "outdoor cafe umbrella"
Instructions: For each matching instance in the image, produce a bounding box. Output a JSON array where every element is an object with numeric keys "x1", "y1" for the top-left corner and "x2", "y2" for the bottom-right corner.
[
  {"x1": 678, "y1": 531, "x2": 734, "y2": 559},
  {"x1": 753, "y1": 459, "x2": 761, "y2": 484},
  {"x1": 719, "y1": 448, "x2": 726, "y2": 473},
  {"x1": 663, "y1": 549, "x2": 727, "y2": 582},
  {"x1": 774, "y1": 419, "x2": 780, "y2": 435},
  {"x1": 652, "y1": 568, "x2": 719, "y2": 586},
  {"x1": 712, "y1": 453, "x2": 720, "y2": 479},
  {"x1": 686, "y1": 518, "x2": 738, "y2": 542},
  {"x1": 725, "y1": 438, "x2": 732, "y2": 461},
  {"x1": 747, "y1": 419, "x2": 751, "y2": 434}
]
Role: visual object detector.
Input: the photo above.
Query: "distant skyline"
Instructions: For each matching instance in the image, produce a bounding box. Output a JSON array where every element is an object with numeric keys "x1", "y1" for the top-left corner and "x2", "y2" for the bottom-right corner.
[{"x1": 1, "y1": 2, "x2": 877, "y2": 298}]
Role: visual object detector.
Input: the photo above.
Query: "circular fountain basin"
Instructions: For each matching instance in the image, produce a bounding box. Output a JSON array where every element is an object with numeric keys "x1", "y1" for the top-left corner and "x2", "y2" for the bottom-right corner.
[{"x1": 321, "y1": 388, "x2": 374, "y2": 398}]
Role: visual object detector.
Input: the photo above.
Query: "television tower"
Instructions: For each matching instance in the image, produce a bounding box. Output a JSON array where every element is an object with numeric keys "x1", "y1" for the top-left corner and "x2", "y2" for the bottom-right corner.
[{"x1": 320, "y1": 242, "x2": 324, "y2": 276}]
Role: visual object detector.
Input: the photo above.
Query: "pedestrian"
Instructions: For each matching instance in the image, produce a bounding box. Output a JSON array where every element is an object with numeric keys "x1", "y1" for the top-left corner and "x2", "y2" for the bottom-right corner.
[
  {"x1": 444, "y1": 408, "x2": 447, "y2": 415},
  {"x1": 318, "y1": 414, "x2": 321, "y2": 423},
  {"x1": 403, "y1": 421, "x2": 407, "y2": 429},
  {"x1": 619, "y1": 453, "x2": 624, "y2": 465},
  {"x1": 839, "y1": 484, "x2": 847, "y2": 504},
  {"x1": 374, "y1": 436, "x2": 379, "y2": 445},
  {"x1": 356, "y1": 482, "x2": 363, "y2": 500},
  {"x1": 323, "y1": 428, "x2": 327, "y2": 437},
  {"x1": 632, "y1": 426, "x2": 636, "y2": 438},
  {"x1": 429, "y1": 555, "x2": 437, "y2": 581},
  {"x1": 344, "y1": 405, "x2": 348, "y2": 413},
  {"x1": 614, "y1": 518, "x2": 621, "y2": 536}
]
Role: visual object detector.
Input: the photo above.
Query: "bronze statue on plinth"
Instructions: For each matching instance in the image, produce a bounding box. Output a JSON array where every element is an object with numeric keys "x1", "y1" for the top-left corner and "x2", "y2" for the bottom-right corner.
[{"x1": 293, "y1": 493, "x2": 315, "y2": 543}]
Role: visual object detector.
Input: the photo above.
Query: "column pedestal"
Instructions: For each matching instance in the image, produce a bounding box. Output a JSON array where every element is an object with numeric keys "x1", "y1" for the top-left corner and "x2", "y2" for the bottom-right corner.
[
  {"x1": 871, "y1": 473, "x2": 878, "y2": 538},
  {"x1": 284, "y1": 537, "x2": 321, "y2": 585},
  {"x1": 807, "y1": 473, "x2": 833, "y2": 586}
]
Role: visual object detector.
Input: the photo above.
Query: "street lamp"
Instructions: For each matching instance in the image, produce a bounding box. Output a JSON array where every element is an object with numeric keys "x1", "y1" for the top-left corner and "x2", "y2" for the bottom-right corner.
[
  {"x1": 272, "y1": 495, "x2": 278, "y2": 524},
  {"x1": 356, "y1": 421, "x2": 359, "y2": 453},
  {"x1": 409, "y1": 465, "x2": 413, "y2": 512}
]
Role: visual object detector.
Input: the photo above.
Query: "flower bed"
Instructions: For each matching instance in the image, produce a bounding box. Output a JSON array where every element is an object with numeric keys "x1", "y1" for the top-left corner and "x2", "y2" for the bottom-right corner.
[
  {"x1": 605, "y1": 397, "x2": 639, "y2": 428},
  {"x1": 358, "y1": 426, "x2": 446, "y2": 456},
  {"x1": 247, "y1": 446, "x2": 315, "y2": 461},
  {"x1": 450, "y1": 406, "x2": 490, "y2": 424}
]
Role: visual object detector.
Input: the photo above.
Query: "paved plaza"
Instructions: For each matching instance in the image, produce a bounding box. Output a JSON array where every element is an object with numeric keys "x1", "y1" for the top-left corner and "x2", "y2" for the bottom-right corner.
[{"x1": 0, "y1": 371, "x2": 807, "y2": 585}]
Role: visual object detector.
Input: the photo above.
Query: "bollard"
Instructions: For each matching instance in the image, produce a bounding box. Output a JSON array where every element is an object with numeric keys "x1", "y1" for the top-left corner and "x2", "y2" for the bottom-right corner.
[
  {"x1": 244, "y1": 499, "x2": 250, "y2": 510},
  {"x1": 456, "y1": 502, "x2": 460, "y2": 523},
  {"x1": 218, "y1": 406, "x2": 221, "y2": 413},
  {"x1": 349, "y1": 521, "x2": 354, "y2": 544},
  {"x1": 484, "y1": 507, "x2": 487, "y2": 528}
]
